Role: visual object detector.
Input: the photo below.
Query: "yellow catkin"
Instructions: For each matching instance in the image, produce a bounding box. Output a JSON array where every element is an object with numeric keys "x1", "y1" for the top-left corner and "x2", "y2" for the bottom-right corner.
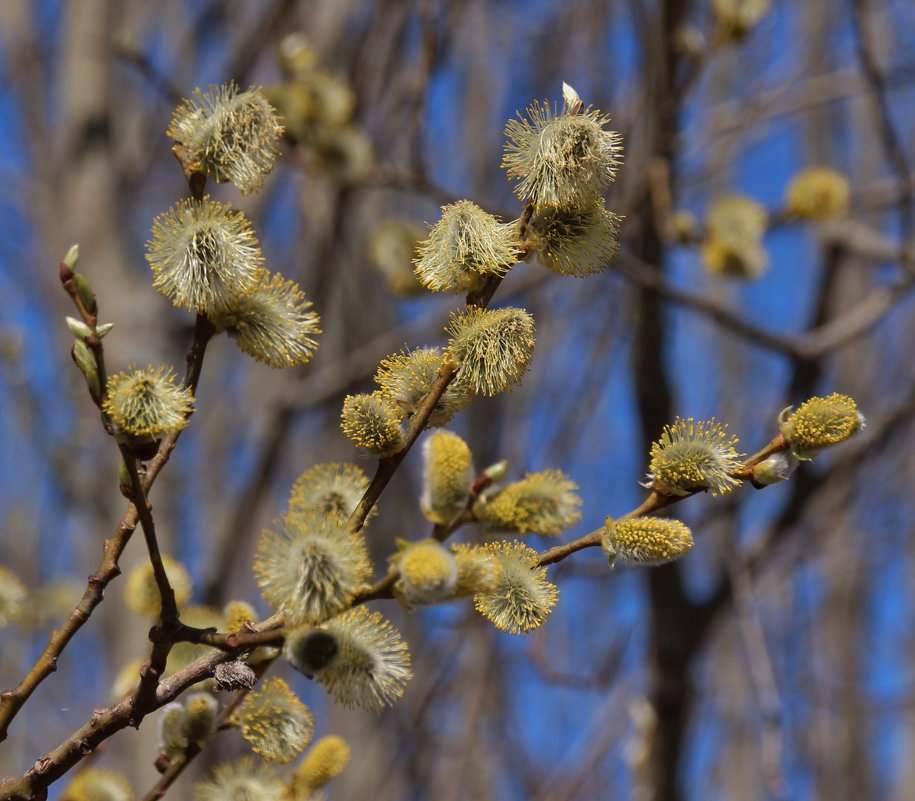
[
  {"x1": 315, "y1": 607, "x2": 413, "y2": 711},
  {"x1": 473, "y1": 469, "x2": 582, "y2": 536},
  {"x1": 701, "y1": 194, "x2": 768, "y2": 279},
  {"x1": 414, "y1": 200, "x2": 519, "y2": 292},
  {"x1": 182, "y1": 692, "x2": 218, "y2": 744},
  {"x1": 473, "y1": 541, "x2": 557, "y2": 634},
  {"x1": 647, "y1": 417, "x2": 742, "y2": 496},
  {"x1": 289, "y1": 462, "x2": 371, "y2": 521},
  {"x1": 223, "y1": 600, "x2": 258, "y2": 632},
  {"x1": 167, "y1": 83, "x2": 283, "y2": 194},
  {"x1": 103, "y1": 366, "x2": 194, "y2": 438},
  {"x1": 295, "y1": 734, "x2": 352, "y2": 791},
  {"x1": 779, "y1": 393, "x2": 863, "y2": 458},
  {"x1": 451, "y1": 543, "x2": 500, "y2": 597},
  {"x1": 502, "y1": 99, "x2": 623, "y2": 207},
  {"x1": 396, "y1": 539, "x2": 458, "y2": 604},
  {"x1": 784, "y1": 167, "x2": 850, "y2": 220},
  {"x1": 340, "y1": 391, "x2": 405, "y2": 455},
  {"x1": 446, "y1": 306, "x2": 536, "y2": 396},
  {"x1": 375, "y1": 347, "x2": 471, "y2": 426},
  {"x1": 602, "y1": 517, "x2": 694, "y2": 567},
  {"x1": 211, "y1": 268, "x2": 321, "y2": 369},
  {"x1": 62, "y1": 767, "x2": 133, "y2": 801},
  {"x1": 0, "y1": 565, "x2": 26, "y2": 628},
  {"x1": 234, "y1": 677, "x2": 315, "y2": 764},
  {"x1": 420, "y1": 431, "x2": 473, "y2": 524}
]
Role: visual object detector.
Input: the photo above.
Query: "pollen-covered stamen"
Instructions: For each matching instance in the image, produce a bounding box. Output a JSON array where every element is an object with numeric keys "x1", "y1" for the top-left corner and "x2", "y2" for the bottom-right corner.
[
  {"x1": 294, "y1": 734, "x2": 352, "y2": 793},
  {"x1": 647, "y1": 417, "x2": 743, "y2": 496},
  {"x1": 211, "y1": 268, "x2": 321, "y2": 369},
  {"x1": 233, "y1": 677, "x2": 315, "y2": 764},
  {"x1": 473, "y1": 468, "x2": 582, "y2": 536},
  {"x1": 420, "y1": 430, "x2": 474, "y2": 525},
  {"x1": 168, "y1": 82, "x2": 283, "y2": 194},
  {"x1": 414, "y1": 200, "x2": 520, "y2": 293},
  {"x1": 289, "y1": 463, "x2": 372, "y2": 522},
  {"x1": 340, "y1": 391, "x2": 406, "y2": 455},
  {"x1": 527, "y1": 201, "x2": 622, "y2": 277},
  {"x1": 701, "y1": 194, "x2": 768, "y2": 279},
  {"x1": 784, "y1": 167, "x2": 850, "y2": 220},
  {"x1": 394, "y1": 539, "x2": 459, "y2": 605},
  {"x1": 473, "y1": 540, "x2": 558, "y2": 634},
  {"x1": 315, "y1": 607, "x2": 413, "y2": 711},
  {"x1": 503, "y1": 97, "x2": 623, "y2": 207},
  {"x1": 446, "y1": 306, "x2": 536, "y2": 397},
  {"x1": 103, "y1": 365, "x2": 195, "y2": 439},
  {"x1": 779, "y1": 393, "x2": 864, "y2": 459},
  {"x1": 146, "y1": 197, "x2": 263, "y2": 313},
  {"x1": 375, "y1": 347, "x2": 472, "y2": 426},
  {"x1": 253, "y1": 513, "x2": 371, "y2": 625},
  {"x1": 192, "y1": 756, "x2": 286, "y2": 801},
  {"x1": 602, "y1": 516, "x2": 694, "y2": 567}
]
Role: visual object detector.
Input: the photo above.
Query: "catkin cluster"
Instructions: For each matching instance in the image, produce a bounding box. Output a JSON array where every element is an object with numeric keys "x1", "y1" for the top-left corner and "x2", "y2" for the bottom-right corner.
[{"x1": 148, "y1": 83, "x2": 322, "y2": 371}]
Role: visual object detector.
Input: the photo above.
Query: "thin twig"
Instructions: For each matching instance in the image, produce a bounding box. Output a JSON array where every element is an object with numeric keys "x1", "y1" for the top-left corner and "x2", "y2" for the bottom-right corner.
[
  {"x1": 120, "y1": 451, "x2": 179, "y2": 719},
  {"x1": 0, "y1": 641, "x2": 242, "y2": 801},
  {"x1": 139, "y1": 658, "x2": 275, "y2": 801},
  {"x1": 537, "y1": 435, "x2": 787, "y2": 568},
  {"x1": 0, "y1": 317, "x2": 214, "y2": 743},
  {"x1": 345, "y1": 273, "x2": 505, "y2": 534}
]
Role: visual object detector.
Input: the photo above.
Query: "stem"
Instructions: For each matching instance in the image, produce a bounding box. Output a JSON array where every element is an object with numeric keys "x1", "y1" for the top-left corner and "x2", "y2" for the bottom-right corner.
[
  {"x1": 119, "y1": 451, "x2": 179, "y2": 719},
  {"x1": 0, "y1": 320, "x2": 214, "y2": 743}
]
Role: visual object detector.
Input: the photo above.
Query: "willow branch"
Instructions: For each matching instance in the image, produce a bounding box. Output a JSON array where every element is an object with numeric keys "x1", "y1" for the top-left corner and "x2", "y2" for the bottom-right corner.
[
  {"x1": 536, "y1": 434, "x2": 788, "y2": 568},
  {"x1": 0, "y1": 316, "x2": 214, "y2": 743},
  {"x1": 139, "y1": 658, "x2": 276, "y2": 801},
  {"x1": 0, "y1": 644, "x2": 238, "y2": 801},
  {"x1": 119, "y1": 451, "x2": 179, "y2": 717},
  {"x1": 346, "y1": 273, "x2": 505, "y2": 533}
]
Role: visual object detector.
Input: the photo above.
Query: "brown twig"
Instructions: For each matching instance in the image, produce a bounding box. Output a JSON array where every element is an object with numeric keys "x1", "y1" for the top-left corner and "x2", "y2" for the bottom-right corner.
[
  {"x1": 0, "y1": 316, "x2": 214, "y2": 743},
  {"x1": 0, "y1": 643, "x2": 240, "y2": 801},
  {"x1": 138, "y1": 657, "x2": 276, "y2": 801},
  {"x1": 345, "y1": 271, "x2": 506, "y2": 536},
  {"x1": 537, "y1": 435, "x2": 788, "y2": 568},
  {"x1": 119, "y1": 451, "x2": 179, "y2": 718}
]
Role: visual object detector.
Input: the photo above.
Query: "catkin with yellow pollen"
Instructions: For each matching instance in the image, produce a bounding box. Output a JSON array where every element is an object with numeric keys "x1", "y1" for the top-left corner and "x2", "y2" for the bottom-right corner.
[
  {"x1": 446, "y1": 306, "x2": 535, "y2": 396},
  {"x1": 420, "y1": 430, "x2": 474, "y2": 524},
  {"x1": 340, "y1": 391, "x2": 405, "y2": 455},
  {"x1": 294, "y1": 735, "x2": 352, "y2": 791},
  {"x1": 503, "y1": 95, "x2": 623, "y2": 207},
  {"x1": 210, "y1": 268, "x2": 321, "y2": 369},
  {"x1": 0, "y1": 566, "x2": 25, "y2": 628},
  {"x1": 602, "y1": 517, "x2": 694, "y2": 567},
  {"x1": 123, "y1": 554, "x2": 192, "y2": 618},
  {"x1": 451, "y1": 543, "x2": 500, "y2": 597},
  {"x1": 784, "y1": 167, "x2": 850, "y2": 220},
  {"x1": 167, "y1": 82, "x2": 283, "y2": 194},
  {"x1": 779, "y1": 393, "x2": 864, "y2": 459},
  {"x1": 375, "y1": 347, "x2": 471, "y2": 426},
  {"x1": 414, "y1": 200, "x2": 519, "y2": 292},
  {"x1": 103, "y1": 366, "x2": 194, "y2": 439},
  {"x1": 473, "y1": 469, "x2": 582, "y2": 536},
  {"x1": 473, "y1": 541, "x2": 557, "y2": 634},
  {"x1": 646, "y1": 417, "x2": 743, "y2": 497},
  {"x1": 394, "y1": 539, "x2": 458, "y2": 605},
  {"x1": 232, "y1": 677, "x2": 315, "y2": 763}
]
